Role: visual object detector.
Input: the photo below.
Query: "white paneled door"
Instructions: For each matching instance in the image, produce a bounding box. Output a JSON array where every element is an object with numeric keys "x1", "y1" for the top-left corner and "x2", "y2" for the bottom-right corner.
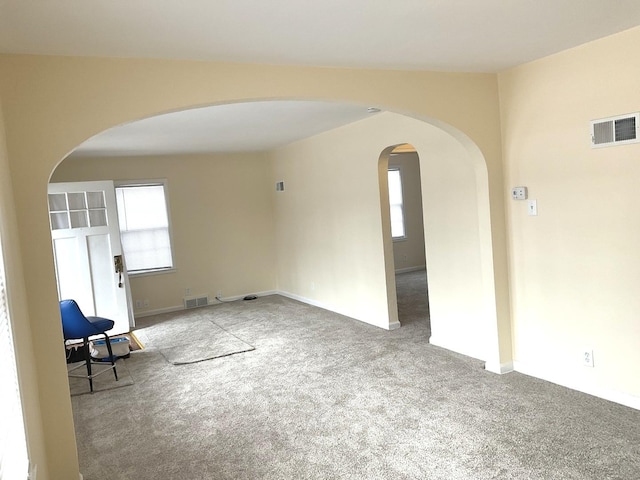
[{"x1": 48, "y1": 181, "x2": 133, "y2": 335}]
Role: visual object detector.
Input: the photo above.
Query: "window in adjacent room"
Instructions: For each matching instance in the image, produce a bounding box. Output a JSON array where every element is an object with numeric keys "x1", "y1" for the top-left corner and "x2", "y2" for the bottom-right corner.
[
  {"x1": 115, "y1": 181, "x2": 174, "y2": 275},
  {"x1": 388, "y1": 168, "x2": 406, "y2": 240}
]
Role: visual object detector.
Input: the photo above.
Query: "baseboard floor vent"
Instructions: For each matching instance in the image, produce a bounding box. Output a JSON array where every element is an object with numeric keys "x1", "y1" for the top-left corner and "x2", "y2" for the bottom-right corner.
[
  {"x1": 183, "y1": 295, "x2": 209, "y2": 309},
  {"x1": 591, "y1": 113, "x2": 639, "y2": 148}
]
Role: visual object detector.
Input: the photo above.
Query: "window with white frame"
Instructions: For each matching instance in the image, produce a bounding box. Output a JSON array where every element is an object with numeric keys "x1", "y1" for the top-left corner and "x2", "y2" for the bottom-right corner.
[
  {"x1": 0, "y1": 236, "x2": 29, "y2": 480},
  {"x1": 388, "y1": 168, "x2": 406, "y2": 239},
  {"x1": 115, "y1": 181, "x2": 174, "y2": 274}
]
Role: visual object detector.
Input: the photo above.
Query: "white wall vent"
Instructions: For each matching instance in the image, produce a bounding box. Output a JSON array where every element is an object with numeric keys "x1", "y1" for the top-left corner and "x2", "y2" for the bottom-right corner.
[
  {"x1": 591, "y1": 113, "x2": 639, "y2": 148},
  {"x1": 183, "y1": 295, "x2": 209, "y2": 309}
]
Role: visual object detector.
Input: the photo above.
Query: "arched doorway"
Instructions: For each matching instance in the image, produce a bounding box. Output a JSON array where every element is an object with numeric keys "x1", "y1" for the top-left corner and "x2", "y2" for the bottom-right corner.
[
  {"x1": 372, "y1": 112, "x2": 503, "y2": 366},
  {"x1": 51, "y1": 102, "x2": 503, "y2": 360},
  {"x1": 378, "y1": 143, "x2": 430, "y2": 332},
  {"x1": 52, "y1": 106, "x2": 504, "y2": 473},
  {"x1": 2, "y1": 56, "x2": 512, "y2": 480}
]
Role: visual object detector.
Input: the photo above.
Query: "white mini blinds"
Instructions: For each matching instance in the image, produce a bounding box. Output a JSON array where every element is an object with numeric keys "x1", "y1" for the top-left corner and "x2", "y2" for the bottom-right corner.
[
  {"x1": 115, "y1": 183, "x2": 174, "y2": 274},
  {"x1": 0, "y1": 236, "x2": 29, "y2": 480}
]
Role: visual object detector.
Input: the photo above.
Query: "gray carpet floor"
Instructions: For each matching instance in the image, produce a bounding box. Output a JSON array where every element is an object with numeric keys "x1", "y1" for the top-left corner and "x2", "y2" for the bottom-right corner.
[{"x1": 71, "y1": 270, "x2": 640, "y2": 480}]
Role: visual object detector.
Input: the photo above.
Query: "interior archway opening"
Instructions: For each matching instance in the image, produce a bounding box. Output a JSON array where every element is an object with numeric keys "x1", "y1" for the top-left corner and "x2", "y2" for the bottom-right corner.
[
  {"x1": 49, "y1": 101, "x2": 500, "y2": 359},
  {"x1": 378, "y1": 143, "x2": 430, "y2": 334},
  {"x1": 389, "y1": 144, "x2": 430, "y2": 331},
  {"x1": 47, "y1": 100, "x2": 505, "y2": 476}
]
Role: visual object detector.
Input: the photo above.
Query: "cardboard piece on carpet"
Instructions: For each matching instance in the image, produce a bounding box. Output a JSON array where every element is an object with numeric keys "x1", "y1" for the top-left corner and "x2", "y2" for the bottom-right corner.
[{"x1": 134, "y1": 317, "x2": 255, "y2": 365}]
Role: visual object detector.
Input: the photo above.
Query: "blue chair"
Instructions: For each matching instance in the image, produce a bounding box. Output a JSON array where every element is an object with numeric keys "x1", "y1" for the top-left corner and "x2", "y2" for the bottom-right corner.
[{"x1": 60, "y1": 299, "x2": 118, "y2": 392}]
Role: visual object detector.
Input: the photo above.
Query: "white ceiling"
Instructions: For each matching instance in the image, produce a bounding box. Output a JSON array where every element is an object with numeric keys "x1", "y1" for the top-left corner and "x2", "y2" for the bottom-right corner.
[
  {"x1": 2, "y1": 0, "x2": 640, "y2": 72},
  {"x1": 2, "y1": 0, "x2": 640, "y2": 156},
  {"x1": 71, "y1": 101, "x2": 375, "y2": 157}
]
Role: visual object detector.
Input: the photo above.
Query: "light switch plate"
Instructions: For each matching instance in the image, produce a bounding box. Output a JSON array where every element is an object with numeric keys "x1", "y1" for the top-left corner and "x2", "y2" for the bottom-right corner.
[{"x1": 528, "y1": 199, "x2": 538, "y2": 216}]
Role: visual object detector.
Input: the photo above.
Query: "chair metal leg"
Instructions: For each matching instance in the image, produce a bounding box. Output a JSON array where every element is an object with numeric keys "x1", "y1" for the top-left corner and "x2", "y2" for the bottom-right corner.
[
  {"x1": 66, "y1": 334, "x2": 120, "y2": 393},
  {"x1": 83, "y1": 337, "x2": 94, "y2": 392},
  {"x1": 103, "y1": 333, "x2": 119, "y2": 381}
]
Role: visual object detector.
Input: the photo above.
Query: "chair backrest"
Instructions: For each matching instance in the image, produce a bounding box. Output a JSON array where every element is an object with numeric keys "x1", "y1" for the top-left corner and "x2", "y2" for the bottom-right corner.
[{"x1": 60, "y1": 299, "x2": 102, "y2": 340}]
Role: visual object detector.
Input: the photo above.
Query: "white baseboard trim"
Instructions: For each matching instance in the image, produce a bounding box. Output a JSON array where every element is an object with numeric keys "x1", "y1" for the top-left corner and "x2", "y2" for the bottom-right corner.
[
  {"x1": 133, "y1": 290, "x2": 278, "y2": 319},
  {"x1": 395, "y1": 266, "x2": 426, "y2": 274},
  {"x1": 134, "y1": 305, "x2": 183, "y2": 318},
  {"x1": 221, "y1": 290, "x2": 278, "y2": 302},
  {"x1": 276, "y1": 290, "x2": 396, "y2": 330},
  {"x1": 484, "y1": 360, "x2": 514, "y2": 374},
  {"x1": 428, "y1": 335, "x2": 447, "y2": 350},
  {"x1": 276, "y1": 290, "x2": 332, "y2": 311},
  {"x1": 133, "y1": 289, "x2": 398, "y2": 332},
  {"x1": 513, "y1": 361, "x2": 640, "y2": 411},
  {"x1": 429, "y1": 335, "x2": 485, "y2": 362}
]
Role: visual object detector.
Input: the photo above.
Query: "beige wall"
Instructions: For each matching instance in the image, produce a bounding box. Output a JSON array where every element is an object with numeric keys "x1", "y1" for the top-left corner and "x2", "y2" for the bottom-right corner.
[
  {"x1": 271, "y1": 112, "x2": 494, "y2": 361},
  {"x1": 52, "y1": 153, "x2": 276, "y2": 315},
  {"x1": 389, "y1": 152, "x2": 427, "y2": 272},
  {"x1": 499, "y1": 25, "x2": 640, "y2": 407},
  {"x1": 0, "y1": 54, "x2": 508, "y2": 479},
  {"x1": 0, "y1": 104, "x2": 51, "y2": 476}
]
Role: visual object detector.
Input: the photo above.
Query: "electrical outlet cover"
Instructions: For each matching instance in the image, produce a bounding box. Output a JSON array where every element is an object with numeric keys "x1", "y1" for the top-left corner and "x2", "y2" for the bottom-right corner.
[
  {"x1": 583, "y1": 349, "x2": 595, "y2": 367},
  {"x1": 511, "y1": 186, "x2": 528, "y2": 200}
]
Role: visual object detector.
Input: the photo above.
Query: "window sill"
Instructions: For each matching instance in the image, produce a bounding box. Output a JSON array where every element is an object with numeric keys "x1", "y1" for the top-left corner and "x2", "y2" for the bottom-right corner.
[
  {"x1": 392, "y1": 236, "x2": 407, "y2": 243},
  {"x1": 127, "y1": 267, "x2": 176, "y2": 278}
]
